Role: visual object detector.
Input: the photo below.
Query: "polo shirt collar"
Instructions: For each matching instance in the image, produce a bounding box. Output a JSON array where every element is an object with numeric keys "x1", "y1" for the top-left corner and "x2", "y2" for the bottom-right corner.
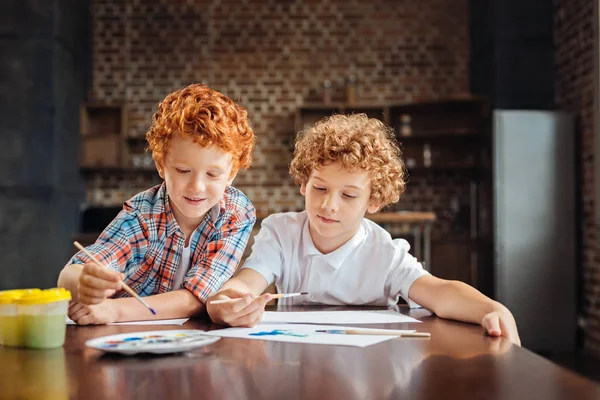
[{"x1": 301, "y1": 217, "x2": 367, "y2": 270}]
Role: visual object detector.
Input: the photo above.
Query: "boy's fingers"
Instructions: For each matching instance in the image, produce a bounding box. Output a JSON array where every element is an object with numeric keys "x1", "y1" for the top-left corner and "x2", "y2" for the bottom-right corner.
[
  {"x1": 79, "y1": 286, "x2": 115, "y2": 301},
  {"x1": 257, "y1": 293, "x2": 272, "y2": 306},
  {"x1": 483, "y1": 315, "x2": 502, "y2": 336},
  {"x1": 78, "y1": 287, "x2": 114, "y2": 305},
  {"x1": 70, "y1": 306, "x2": 91, "y2": 322},
  {"x1": 78, "y1": 295, "x2": 104, "y2": 305},
  {"x1": 223, "y1": 298, "x2": 264, "y2": 325},
  {"x1": 229, "y1": 294, "x2": 254, "y2": 313},
  {"x1": 242, "y1": 314, "x2": 262, "y2": 328},
  {"x1": 501, "y1": 326, "x2": 521, "y2": 346},
  {"x1": 68, "y1": 302, "x2": 85, "y2": 316},
  {"x1": 76, "y1": 315, "x2": 95, "y2": 326},
  {"x1": 238, "y1": 298, "x2": 267, "y2": 317},
  {"x1": 245, "y1": 309, "x2": 266, "y2": 327},
  {"x1": 234, "y1": 307, "x2": 264, "y2": 327},
  {"x1": 80, "y1": 273, "x2": 122, "y2": 291},
  {"x1": 83, "y1": 263, "x2": 121, "y2": 282},
  {"x1": 211, "y1": 294, "x2": 264, "y2": 325},
  {"x1": 498, "y1": 319, "x2": 521, "y2": 346}
]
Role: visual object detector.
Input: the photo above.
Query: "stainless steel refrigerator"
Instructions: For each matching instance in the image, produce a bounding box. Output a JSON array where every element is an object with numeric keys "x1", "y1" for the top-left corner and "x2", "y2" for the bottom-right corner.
[{"x1": 493, "y1": 110, "x2": 576, "y2": 353}]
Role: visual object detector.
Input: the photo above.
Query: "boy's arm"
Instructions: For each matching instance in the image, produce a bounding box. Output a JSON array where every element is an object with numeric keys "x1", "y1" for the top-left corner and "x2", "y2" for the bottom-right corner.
[
  {"x1": 182, "y1": 204, "x2": 256, "y2": 303},
  {"x1": 58, "y1": 208, "x2": 140, "y2": 303},
  {"x1": 213, "y1": 268, "x2": 270, "y2": 298},
  {"x1": 206, "y1": 269, "x2": 271, "y2": 326},
  {"x1": 408, "y1": 275, "x2": 521, "y2": 345},
  {"x1": 206, "y1": 215, "x2": 286, "y2": 326},
  {"x1": 70, "y1": 269, "x2": 270, "y2": 326},
  {"x1": 69, "y1": 289, "x2": 204, "y2": 325},
  {"x1": 115, "y1": 289, "x2": 204, "y2": 319}
]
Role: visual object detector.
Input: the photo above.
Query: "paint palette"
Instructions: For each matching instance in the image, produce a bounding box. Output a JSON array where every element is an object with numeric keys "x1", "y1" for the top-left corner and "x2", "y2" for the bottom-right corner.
[{"x1": 85, "y1": 330, "x2": 220, "y2": 355}]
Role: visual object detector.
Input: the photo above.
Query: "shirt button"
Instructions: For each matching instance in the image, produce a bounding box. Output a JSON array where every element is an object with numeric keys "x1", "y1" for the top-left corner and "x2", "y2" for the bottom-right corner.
[{"x1": 309, "y1": 295, "x2": 316, "y2": 301}]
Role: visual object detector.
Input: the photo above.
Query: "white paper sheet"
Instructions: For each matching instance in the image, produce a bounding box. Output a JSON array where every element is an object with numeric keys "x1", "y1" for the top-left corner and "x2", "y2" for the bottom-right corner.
[
  {"x1": 202, "y1": 323, "x2": 416, "y2": 347},
  {"x1": 66, "y1": 317, "x2": 189, "y2": 326},
  {"x1": 261, "y1": 310, "x2": 421, "y2": 325}
]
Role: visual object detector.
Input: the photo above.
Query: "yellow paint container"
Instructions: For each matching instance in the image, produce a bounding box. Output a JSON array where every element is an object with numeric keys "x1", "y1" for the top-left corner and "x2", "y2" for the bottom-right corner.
[
  {"x1": 0, "y1": 289, "x2": 41, "y2": 347},
  {"x1": 17, "y1": 288, "x2": 71, "y2": 349}
]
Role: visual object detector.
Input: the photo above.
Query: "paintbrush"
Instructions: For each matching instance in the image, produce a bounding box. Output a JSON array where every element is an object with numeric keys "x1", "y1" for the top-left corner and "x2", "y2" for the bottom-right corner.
[
  {"x1": 315, "y1": 329, "x2": 430, "y2": 338},
  {"x1": 73, "y1": 241, "x2": 156, "y2": 315},
  {"x1": 209, "y1": 292, "x2": 309, "y2": 305}
]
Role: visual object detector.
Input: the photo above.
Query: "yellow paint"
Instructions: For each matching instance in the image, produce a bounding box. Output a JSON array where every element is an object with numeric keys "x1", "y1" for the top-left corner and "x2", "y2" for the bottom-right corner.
[{"x1": 0, "y1": 315, "x2": 23, "y2": 347}]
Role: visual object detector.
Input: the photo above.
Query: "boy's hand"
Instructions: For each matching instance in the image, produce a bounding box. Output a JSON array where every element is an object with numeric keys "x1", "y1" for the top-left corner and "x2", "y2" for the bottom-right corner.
[
  {"x1": 481, "y1": 309, "x2": 521, "y2": 346},
  {"x1": 77, "y1": 262, "x2": 123, "y2": 305},
  {"x1": 68, "y1": 300, "x2": 120, "y2": 325},
  {"x1": 207, "y1": 288, "x2": 272, "y2": 327}
]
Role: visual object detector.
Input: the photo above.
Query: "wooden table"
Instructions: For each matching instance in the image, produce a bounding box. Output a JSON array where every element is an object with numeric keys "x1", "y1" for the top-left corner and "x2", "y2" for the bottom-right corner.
[{"x1": 1, "y1": 306, "x2": 598, "y2": 400}]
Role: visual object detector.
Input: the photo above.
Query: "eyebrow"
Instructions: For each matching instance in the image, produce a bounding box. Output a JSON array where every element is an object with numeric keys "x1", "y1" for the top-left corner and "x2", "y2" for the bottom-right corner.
[
  {"x1": 313, "y1": 176, "x2": 365, "y2": 191},
  {"x1": 207, "y1": 166, "x2": 225, "y2": 173},
  {"x1": 173, "y1": 159, "x2": 226, "y2": 172}
]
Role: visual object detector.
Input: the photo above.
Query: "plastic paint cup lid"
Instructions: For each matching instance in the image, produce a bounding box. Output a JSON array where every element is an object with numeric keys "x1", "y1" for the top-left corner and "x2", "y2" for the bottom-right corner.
[
  {"x1": 16, "y1": 288, "x2": 71, "y2": 305},
  {"x1": 0, "y1": 289, "x2": 41, "y2": 305}
]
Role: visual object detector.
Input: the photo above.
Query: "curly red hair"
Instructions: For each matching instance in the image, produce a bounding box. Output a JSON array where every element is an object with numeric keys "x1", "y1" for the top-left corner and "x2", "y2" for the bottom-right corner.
[
  {"x1": 290, "y1": 113, "x2": 406, "y2": 208},
  {"x1": 146, "y1": 83, "x2": 254, "y2": 174}
]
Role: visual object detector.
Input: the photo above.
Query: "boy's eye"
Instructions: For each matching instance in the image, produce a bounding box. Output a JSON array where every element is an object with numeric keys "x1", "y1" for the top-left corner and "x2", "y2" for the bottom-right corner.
[
  {"x1": 207, "y1": 172, "x2": 222, "y2": 178},
  {"x1": 176, "y1": 168, "x2": 190, "y2": 174},
  {"x1": 313, "y1": 186, "x2": 326, "y2": 191},
  {"x1": 343, "y1": 193, "x2": 358, "y2": 199}
]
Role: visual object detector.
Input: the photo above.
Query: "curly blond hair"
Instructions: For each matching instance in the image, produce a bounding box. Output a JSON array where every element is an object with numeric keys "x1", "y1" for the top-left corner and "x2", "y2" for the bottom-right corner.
[
  {"x1": 289, "y1": 113, "x2": 406, "y2": 207},
  {"x1": 146, "y1": 83, "x2": 254, "y2": 174}
]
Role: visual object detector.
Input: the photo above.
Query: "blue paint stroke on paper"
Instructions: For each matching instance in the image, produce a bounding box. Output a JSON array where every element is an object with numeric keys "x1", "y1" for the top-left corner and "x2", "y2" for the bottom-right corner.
[{"x1": 249, "y1": 329, "x2": 308, "y2": 338}]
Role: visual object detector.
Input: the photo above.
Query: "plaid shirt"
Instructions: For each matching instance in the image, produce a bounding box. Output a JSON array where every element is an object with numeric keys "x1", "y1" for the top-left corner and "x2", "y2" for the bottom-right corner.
[{"x1": 69, "y1": 183, "x2": 256, "y2": 302}]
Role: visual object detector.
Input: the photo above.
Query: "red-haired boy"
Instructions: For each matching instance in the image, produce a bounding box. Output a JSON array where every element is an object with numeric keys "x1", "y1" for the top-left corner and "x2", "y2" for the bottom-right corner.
[{"x1": 59, "y1": 84, "x2": 256, "y2": 324}]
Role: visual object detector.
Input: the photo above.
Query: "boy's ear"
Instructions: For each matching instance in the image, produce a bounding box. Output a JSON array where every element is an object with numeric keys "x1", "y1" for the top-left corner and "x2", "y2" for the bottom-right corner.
[
  {"x1": 300, "y1": 184, "x2": 306, "y2": 196},
  {"x1": 227, "y1": 170, "x2": 238, "y2": 186},
  {"x1": 367, "y1": 199, "x2": 381, "y2": 214},
  {"x1": 155, "y1": 161, "x2": 165, "y2": 179}
]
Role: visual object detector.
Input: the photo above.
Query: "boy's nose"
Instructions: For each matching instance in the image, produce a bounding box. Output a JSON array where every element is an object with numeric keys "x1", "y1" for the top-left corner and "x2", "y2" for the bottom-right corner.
[
  {"x1": 190, "y1": 175, "x2": 206, "y2": 192},
  {"x1": 321, "y1": 195, "x2": 338, "y2": 212}
]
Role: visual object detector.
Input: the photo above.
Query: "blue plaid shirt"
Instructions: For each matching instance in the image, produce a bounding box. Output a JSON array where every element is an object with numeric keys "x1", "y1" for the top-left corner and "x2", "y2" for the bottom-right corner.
[{"x1": 69, "y1": 183, "x2": 256, "y2": 302}]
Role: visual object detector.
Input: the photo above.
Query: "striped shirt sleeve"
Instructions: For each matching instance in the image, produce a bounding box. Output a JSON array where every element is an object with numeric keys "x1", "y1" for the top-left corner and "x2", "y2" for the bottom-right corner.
[{"x1": 68, "y1": 204, "x2": 148, "y2": 273}]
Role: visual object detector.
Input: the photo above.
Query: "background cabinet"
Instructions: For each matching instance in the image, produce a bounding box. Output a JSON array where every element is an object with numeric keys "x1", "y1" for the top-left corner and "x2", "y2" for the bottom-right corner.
[{"x1": 79, "y1": 103, "x2": 158, "y2": 174}]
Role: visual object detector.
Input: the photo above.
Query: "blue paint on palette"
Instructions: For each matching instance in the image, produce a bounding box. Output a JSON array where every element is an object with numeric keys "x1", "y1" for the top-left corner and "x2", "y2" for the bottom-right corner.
[
  {"x1": 100, "y1": 344, "x2": 120, "y2": 349},
  {"x1": 250, "y1": 330, "x2": 308, "y2": 338},
  {"x1": 96, "y1": 332, "x2": 207, "y2": 350}
]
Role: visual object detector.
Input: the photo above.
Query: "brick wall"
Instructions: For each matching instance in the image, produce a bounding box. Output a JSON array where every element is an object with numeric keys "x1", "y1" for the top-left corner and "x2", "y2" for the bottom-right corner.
[
  {"x1": 88, "y1": 0, "x2": 470, "y2": 228},
  {"x1": 554, "y1": 0, "x2": 599, "y2": 356}
]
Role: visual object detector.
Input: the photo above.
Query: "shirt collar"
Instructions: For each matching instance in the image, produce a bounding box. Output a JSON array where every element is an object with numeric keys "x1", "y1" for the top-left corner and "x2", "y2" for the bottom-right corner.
[
  {"x1": 301, "y1": 216, "x2": 367, "y2": 270},
  {"x1": 160, "y1": 183, "x2": 222, "y2": 238}
]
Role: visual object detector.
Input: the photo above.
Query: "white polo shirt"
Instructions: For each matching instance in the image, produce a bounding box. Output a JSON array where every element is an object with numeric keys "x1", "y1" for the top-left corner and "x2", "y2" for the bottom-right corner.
[{"x1": 241, "y1": 211, "x2": 429, "y2": 307}]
